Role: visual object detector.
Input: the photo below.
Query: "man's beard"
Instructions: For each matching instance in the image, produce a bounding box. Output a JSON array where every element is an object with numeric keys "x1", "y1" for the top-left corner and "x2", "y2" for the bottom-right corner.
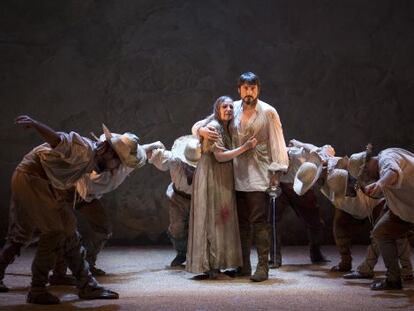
[{"x1": 242, "y1": 96, "x2": 257, "y2": 105}]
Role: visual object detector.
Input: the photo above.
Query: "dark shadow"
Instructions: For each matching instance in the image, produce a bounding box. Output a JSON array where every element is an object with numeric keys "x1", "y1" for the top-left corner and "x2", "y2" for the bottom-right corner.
[
  {"x1": 306, "y1": 272, "x2": 343, "y2": 280},
  {"x1": 95, "y1": 272, "x2": 140, "y2": 284},
  {"x1": 164, "y1": 264, "x2": 185, "y2": 270},
  {"x1": 343, "y1": 280, "x2": 375, "y2": 289},
  {"x1": 0, "y1": 285, "x2": 122, "y2": 310},
  {"x1": 0, "y1": 303, "x2": 121, "y2": 311},
  {"x1": 188, "y1": 275, "x2": 294, "y2": 286},
  {"x1": 371, "y1": 288, "x2": 414, "y2": 309},
  {"x1": 6, "y1": 285, "x2": 31, "y2": 291},
  {"x1": 66, "y1": 305, "x2": 121, "y2": 311},
  {"x1": 278, "y1": 264, "x2": 342, "y2": 279},
  {"x1": 165, "y1": 269, "x2": 188, "y2": 276},
  {"x1": 275, "y1": 263, "x2": 312, "y2": 271},
  {"x1": 126, "y1": 267, "x2": 167, "y2": 275},
  {"x1": 97, "y1": 267, "x2": 166, "y2": 278},
  {"x1": 5, "y1": 273, "x2": 31, "y2": 277},
  {"x1": 278, "y1": 264, "x2": 329, "y2": 272},
  {"x1": 336, "y1": 280, "x2": 414, "y2": 309}
]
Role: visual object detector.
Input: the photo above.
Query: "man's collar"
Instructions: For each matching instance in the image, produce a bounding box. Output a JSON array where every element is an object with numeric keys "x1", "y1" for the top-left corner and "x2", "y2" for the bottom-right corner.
[{"x1": 241, "y1": 99, "x2": 260, "y2": 111}]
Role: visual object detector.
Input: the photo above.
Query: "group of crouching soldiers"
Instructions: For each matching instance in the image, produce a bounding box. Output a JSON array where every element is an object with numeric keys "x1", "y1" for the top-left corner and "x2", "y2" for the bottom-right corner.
[{"x1": 1, "y1": 75, "x2": 413, "y2": 305}]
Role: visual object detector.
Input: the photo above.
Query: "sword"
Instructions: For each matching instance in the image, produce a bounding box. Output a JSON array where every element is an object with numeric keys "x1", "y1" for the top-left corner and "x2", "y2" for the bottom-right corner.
[{"x1": 267, "y1": 164, "x2": 284, "y2": 269}]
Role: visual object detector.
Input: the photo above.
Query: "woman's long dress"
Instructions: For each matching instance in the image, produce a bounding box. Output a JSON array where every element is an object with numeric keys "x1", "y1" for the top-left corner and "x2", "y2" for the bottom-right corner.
[{"x1": 186, "y1": 120, "x2": 242, "y2": 273}]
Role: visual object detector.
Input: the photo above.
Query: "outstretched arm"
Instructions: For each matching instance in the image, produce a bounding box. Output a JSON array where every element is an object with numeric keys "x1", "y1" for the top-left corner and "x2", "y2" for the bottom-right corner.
[
  {"x1": 148, "y1": 148, "x2": 173, "y2": 171},
  {"x1": 289, "y1": 139, "x2": 318, "y2": 153},
  {"x1": 214, "y1": 137, "x2": 257, "y2": 162},
  {"x1": 142, "y1": 141, "x2": 165, "y2": 159},
  {"x1": 15, "y1": 115, "x2": 61, "y2": 148}
]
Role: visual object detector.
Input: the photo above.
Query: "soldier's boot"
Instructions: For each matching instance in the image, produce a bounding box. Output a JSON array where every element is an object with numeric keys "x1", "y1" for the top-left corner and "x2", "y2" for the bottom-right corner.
[
  {"x1": 310, "y1": 246, "x2": 330, "y2": 264},
  {"x1": 331, "y1": 237, "x2": 352, "y2": 272},
  {"x1": 27, "y1": 287, "x2": 60, "y2": 305},
  {"x1": 63, "y1": 233, "x2": 119, "y2": 300},
  {"x1": 238, "y1": 227, "x2": 252, "y2": 276},
  {"x1": 308, "y1": 228, "x2": 330, "y2": 264},
  {"x1": 0, "y1": 241, "x2": 22, "y2": 293},
  {"x1": 78, "y1": 277, "x2": 119, "y2": 299},
  {"x1": 168, "y1": 234, "x2": 187, "y2": 267},
  {"x1": 89, "y1": 266, "x2": 106, "y2": 276},
  {"x1": 29, "y1": 232, "x2": 65, "y2": 305},
  {"x1": 0, "y1": 281, "x2": 8, "y2": 293},
  {"x1": 250, "y1": 224, "x2": 270, "y2": 282},
  {"x1": 85, "y1": 234, "x2": 110, "y2": 276},
  {"x1": 49, "y1": 249, "x2": 77, "y2": 286}
]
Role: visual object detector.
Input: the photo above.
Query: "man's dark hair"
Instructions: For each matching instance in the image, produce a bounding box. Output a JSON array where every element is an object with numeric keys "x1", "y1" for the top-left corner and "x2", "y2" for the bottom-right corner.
[{"x1": 237, "y1": 72, "x2": 261, "y2": 88}]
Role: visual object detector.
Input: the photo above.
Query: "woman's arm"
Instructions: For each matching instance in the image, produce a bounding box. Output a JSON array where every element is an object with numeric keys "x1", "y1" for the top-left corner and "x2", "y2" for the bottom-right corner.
[
  {"x1": 15, "y1": 115, "x2": 61, "y2": 148},
  {"x1": 214, "y1": 137, "x2": 257, "y2": 162}
]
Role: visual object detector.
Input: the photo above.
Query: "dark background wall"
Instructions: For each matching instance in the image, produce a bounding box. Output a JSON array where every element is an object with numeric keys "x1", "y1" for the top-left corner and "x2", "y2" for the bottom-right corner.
[{"x1": 1, "y1": 0, "x2": 414, "y2": 246}]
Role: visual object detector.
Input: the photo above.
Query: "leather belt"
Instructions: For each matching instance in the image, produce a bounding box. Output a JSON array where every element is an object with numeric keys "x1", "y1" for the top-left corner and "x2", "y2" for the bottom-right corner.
[{"x1": 172, "y1": 183, "x2": 191, "y2": 200}]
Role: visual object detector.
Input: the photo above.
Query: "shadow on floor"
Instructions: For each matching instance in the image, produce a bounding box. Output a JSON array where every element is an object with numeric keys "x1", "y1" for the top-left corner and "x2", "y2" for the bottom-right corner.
[
  {"x1": 372, "y1": 288, "x2": 414, "y2": 309},
  {"x1": 0, "y1": 303, "x2": 121, "y2": 311}
]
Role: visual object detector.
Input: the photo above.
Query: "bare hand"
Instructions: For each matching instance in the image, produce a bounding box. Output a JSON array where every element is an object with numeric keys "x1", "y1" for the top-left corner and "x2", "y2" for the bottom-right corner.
[
  {"x1": 243, "y1": 137, "x2": 257, "y2": 150},
  {"x1": 149, "y1": 141, "x2": 165, "y2": 151},
  {"x1": 146, "y1": 150, "x2": 153, "y2": 159},
  {"x1": 288, "y1": 139, "x2": 298, "y2": 147},
  {"x1": 15, "y1": 115, "x2": 37, "y2": 128},
  {"x1": 199, "y1": 126, "x2": 219, "y2": 142},
  {"x1": 142, "y1": 141, "x2": 165, "y2": 152},
  {"x1": 363, "y1": 181, "x2": 383, "y2": 197}
]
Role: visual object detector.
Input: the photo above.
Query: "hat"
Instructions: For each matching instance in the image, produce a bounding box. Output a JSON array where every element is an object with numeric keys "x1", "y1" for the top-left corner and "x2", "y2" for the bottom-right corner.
[
  {"x1": 318, "y1": 156, "x2": 348, "y2": 198},
  {"x1": 315, "y1": 144, "x2": 336, "y2": 160},
  {"x1": 326, "y1": 168, "x2": 348, "y2": 201},
  {"x1": 348, "y1": 151, "x2": 366, "y2": 179},
  {"x1": 327, "y1": 156, "x2": 349, "y2": 173},
  {"x1": 293, "y1": 152, "x2": 323, "y2": 196},
  {"x1": 102, "y1": 124, "x2": 147, "y2": 169},
  {"x1": 171, "y1": 135, "x2": 201, "y2": 167}
]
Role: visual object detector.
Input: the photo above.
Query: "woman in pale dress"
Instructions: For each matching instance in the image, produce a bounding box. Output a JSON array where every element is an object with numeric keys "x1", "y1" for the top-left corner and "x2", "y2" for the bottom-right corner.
[{"x1": 186, "y1": 95, "x2": 257, "y2": 279}]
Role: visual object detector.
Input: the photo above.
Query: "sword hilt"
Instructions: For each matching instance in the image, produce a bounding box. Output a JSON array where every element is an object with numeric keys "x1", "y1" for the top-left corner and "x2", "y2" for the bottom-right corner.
[
  {"x1": 267, "y1": 163, "x2": 284, "y2": 198},
  {"x1": 267, "y1": 185, "x2": 282, "y2": 198}
]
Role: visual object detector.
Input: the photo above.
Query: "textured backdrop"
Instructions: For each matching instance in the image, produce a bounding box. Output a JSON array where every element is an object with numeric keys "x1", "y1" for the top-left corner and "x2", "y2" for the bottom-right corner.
[{"x1": 1, "y1": 0, "x2": 414, "y2": 245}]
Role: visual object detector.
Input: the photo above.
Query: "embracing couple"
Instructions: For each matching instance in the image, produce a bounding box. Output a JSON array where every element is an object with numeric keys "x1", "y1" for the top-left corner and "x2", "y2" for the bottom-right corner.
[{"x1": 187, "y1": 72, "x2": 289, "y2": 282}]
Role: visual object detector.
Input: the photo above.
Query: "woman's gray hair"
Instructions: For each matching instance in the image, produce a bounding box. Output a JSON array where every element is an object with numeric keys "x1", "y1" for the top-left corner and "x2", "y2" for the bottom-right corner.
[
  {"x1": 202, "y1": 95, "x2": 233, "y2": 126},
  {"x1": 213, "y1": 95, "x2": 233, "y2": 121}
]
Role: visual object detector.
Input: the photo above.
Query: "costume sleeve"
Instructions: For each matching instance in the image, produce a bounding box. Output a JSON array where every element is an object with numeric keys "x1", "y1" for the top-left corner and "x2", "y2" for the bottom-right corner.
[
  {"x1": 39, "y1": 131, "x2": 95, "y2": 189},
  {"x1": 205, "y1": 121, "x2": 223, "y2": 152},
  {"x1": 76, "y1": 165, "x2": 134, "y2": 202},
  {"x1": 267, "y1": 109, "x2": 289, "y2": 171},
  {"x1": 215, "y1": 131, "x2": 226, "y2": 150},
  {"x1": 148, "y1": 149, "x2": 174, "y2": 171},
  {"x1": 378, "y1": 150, "x2": 403, "y2": 189},
  {"x1": 192, "y1": 119, "x2": 207, "y2": 137}
]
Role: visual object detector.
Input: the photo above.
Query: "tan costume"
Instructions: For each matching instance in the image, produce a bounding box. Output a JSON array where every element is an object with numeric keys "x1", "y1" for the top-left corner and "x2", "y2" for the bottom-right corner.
[
  {"x1": 149, "y1": 143, "x2": 194, "y2": 266},
  {"x1": 231, "y1": 99, "x2": 288, "y2": 280},
  {"x1": 5, "y1": 132, "x2": 99, "y2": 298},
  {"x1": 186, "y1": 120, "x2": 242, "y2": 273},
  {"x1": 370, "y1": 148, "x2": 414, "y2": 286}
]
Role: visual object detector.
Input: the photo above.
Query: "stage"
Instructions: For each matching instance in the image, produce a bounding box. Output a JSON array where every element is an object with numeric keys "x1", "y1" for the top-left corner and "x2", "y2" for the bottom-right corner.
[{"x1": 0, "y1": 245, "x2": 412, "y2": 311}]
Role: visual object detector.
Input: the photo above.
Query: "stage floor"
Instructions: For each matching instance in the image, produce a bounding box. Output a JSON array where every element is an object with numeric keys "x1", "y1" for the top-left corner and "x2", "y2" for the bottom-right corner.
[{"x1": 0, "y1": 245, "x2": 412, "y2": 311}]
